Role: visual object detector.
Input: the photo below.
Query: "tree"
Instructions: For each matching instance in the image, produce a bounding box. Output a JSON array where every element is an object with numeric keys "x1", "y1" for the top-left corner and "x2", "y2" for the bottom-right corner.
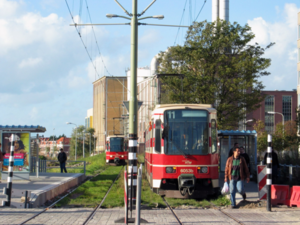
[
  {"x1": 69, "y1": 126, "x2": 96, "y2": 158},
  {"x1": 158, "y1": 20, "x2": 274, "y2": 130}
]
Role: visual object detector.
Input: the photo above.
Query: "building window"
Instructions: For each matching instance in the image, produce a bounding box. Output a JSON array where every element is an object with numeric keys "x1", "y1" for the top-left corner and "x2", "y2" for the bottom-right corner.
[
  {"x1": 298, "y1": 71, "x2": 300, "y2": 85},
  {"x1": 282, "y1": 96, "x2": 292, "y2": 122},
  {"x1": 299, "y1": 48, "x2": 300, "y2": 62},
  {"x1": 265, "y1": 96, "x2": 274, "y2": 132},
  {"x1": 298, "y1": 94, "x2": 300, "y2": 108}
]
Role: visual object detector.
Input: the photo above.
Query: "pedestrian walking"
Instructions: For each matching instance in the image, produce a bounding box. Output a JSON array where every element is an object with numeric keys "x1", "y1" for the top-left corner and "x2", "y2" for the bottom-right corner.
[
  {"x1": 225, "y1": 147, "x2": 250, "y2": 208},
  {"x1": 263, "y1": 146, "x2": 280, "y2": 184},
  {"x1": 58, "y1": 148, "x2": 67, "y2": 173},
  {"x1": 228, "y1": 142, "x2": 239, "y2": 158}
]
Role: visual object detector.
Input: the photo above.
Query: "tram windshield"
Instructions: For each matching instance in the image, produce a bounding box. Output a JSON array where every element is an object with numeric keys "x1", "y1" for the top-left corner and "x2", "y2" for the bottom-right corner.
[
  {"x1": 110, "y1": 137, "x2": 124, "y2": 152},
  {"x1": 163, "y1": 109, "x2": 209, "y2": 155}
]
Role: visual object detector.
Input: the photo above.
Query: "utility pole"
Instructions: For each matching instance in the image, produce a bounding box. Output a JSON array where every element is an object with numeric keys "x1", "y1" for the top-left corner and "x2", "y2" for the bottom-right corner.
[{"x1": 128, "y1": 0, "x2": 138, "y2": 205}]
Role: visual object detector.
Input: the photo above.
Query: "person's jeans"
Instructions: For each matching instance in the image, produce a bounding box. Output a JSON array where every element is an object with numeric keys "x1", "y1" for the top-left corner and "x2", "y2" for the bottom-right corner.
[
  {"x1": 60, "y1": 162, "x2": 67, "y2": 173},
  {"x1": 229, "y1": 180, "x2": 245, "y2": 206}
]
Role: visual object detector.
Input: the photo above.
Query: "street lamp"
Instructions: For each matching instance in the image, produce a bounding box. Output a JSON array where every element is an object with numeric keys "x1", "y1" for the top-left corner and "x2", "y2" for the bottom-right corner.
[
  {"x1": 66, "y1": 122, "x2": 77, "y2": 161},
  {"x1": 267, "y1": 111, "x2": 285, "y2": 133},
  {"x1": 245, "y1": 119, "x2": 253, "y2": 123}
]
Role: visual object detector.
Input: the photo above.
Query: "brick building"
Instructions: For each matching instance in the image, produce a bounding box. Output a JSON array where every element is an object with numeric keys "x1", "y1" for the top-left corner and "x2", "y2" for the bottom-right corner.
[
  {"x1": 297, "y1": 11, "x2": 300, "y2": 107},
  {"x1": 246, "y1": 90, "x2": 297, "y2": 132}
]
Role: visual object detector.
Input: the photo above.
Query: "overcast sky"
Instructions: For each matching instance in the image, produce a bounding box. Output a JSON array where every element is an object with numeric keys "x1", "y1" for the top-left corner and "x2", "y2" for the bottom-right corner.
[{"x1": 0, "y1": 0, "x2": 299, "y2": 137}]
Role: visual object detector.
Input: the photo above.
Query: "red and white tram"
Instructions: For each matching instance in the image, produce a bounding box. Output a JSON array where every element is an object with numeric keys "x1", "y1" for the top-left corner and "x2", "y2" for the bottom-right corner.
[
  {"x1": 144, "y1": 104, "x2": 219, "y2": 198},
  {"x1": 106, "y1": 135, "x2": 128, "y2": 165}
]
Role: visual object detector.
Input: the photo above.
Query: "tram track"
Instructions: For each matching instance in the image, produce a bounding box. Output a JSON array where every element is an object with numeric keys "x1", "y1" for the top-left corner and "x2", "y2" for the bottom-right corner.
[
  {"x1": 162, "y1": 197, "x2": 183, "y2": 225},
  {"x1": 83, "y1": 166, "x2": 123, "y2": 225},
  {"x1": 17, "y1": 166, "x2": 117, "y2": 225},
  {"x1": 208, "y1": 201, "x2": 245, "y2": 225}
]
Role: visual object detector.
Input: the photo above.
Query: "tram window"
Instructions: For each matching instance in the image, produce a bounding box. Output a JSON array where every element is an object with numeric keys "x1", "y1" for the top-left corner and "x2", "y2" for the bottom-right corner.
[
  {"x1": 211, "y1": 120, "x2": 217, "y2": 153},
  {"x1": 164, "y1": 109, "x2": 209, "y2": 155},
  {"x1": 155, "y1": 119, "x2": 161, "y2": 153}
]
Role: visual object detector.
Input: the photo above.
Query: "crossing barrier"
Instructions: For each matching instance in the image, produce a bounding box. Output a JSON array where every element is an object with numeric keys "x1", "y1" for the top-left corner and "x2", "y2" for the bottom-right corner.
[
  {"x1": 257, "y1": 165, "x2": 267, "y2": 200},
  {"x1": 289, "y1": 186, "x2": 300, "y2": 208},
  {"x1": 271, "y1": 185, "x2": 290, "y2": 206}
]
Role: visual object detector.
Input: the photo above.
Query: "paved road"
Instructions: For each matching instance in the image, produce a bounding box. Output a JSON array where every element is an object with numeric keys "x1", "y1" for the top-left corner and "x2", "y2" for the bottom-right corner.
[{"x1": 1, "y1": 207, "x2": 300, "y2": 225}]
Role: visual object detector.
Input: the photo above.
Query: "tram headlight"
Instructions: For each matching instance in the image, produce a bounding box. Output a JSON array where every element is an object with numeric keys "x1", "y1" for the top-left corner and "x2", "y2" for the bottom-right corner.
[
  {"x1": 166, "y1": 167, "x2": 176, "y2": 173},
  {"x1": 197, "y1": 167, "x2": 208, "y2": 173}
]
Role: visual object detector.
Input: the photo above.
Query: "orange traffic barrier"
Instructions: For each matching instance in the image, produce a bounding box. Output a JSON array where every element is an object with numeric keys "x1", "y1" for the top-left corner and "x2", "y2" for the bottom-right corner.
[
  {"x1": 289, "y1": 186, "x2": 300, "y2": 208},
  {"x1": 271, "y1": 184, "x2": 290, "y2": 206}
]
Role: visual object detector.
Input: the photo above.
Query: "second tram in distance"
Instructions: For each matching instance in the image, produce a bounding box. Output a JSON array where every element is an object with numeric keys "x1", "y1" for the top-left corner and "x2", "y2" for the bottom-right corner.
[
  {"x1": 106, "y1": 135, "x2": 128, "y2": 165},
  {"x1": 144, "y1": 104, "x2": 219, "y2": 198}
]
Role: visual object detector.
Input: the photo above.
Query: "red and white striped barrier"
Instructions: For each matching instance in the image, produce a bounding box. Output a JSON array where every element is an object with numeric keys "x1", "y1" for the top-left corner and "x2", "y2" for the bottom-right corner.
[{"x1": 257, "y1": 165, "x2": 267, "y2": 200}]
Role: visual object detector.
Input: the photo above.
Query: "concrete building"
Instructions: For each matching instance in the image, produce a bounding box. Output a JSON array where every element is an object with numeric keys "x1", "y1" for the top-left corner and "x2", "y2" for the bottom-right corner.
[
  {"x1": 246, "y1": 90, "x2": 297, "y2": 132},
  {"x1": 85, "y1": 108, "x2": 93, "y2": 129},
  {"x1": 93, "y1": 76, "x2": 127, "y2": 152}
]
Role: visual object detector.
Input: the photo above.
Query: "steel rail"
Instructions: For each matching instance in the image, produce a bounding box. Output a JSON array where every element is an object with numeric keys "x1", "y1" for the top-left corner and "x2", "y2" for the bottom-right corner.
[
  {"x1": 162, "y1": 196, "x2": 183, "y2": 225},
  {"x1": 18, "y1": 169, "x2": 107, "y2": 225},
  {"x1": 209, "y1": 201, "x2": 245, "y2": 225},
  {"x1": 83, "y1": 166, "x2": 124, "y2": 225}
]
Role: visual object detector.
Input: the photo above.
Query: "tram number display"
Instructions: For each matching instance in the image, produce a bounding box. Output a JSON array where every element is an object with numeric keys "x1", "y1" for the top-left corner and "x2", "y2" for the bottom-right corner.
[{"x1": 180, "y1": 169, "x2": 194, "y2": 173}]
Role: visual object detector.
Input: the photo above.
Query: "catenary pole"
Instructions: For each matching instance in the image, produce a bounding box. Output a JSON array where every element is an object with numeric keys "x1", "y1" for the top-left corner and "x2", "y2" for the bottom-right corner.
[
  {"x1": 267, "y1": 134, "x2": 272, "y2": 211},
  {"x1": 128, "y1": 0, "x2": 138, "y2": 207}
]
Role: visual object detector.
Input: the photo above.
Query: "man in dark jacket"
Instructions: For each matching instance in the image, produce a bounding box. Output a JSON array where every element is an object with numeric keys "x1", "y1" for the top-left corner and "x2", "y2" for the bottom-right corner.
[
  {"x1": 58, "y1": 148, "x2": 67, "y2": 173},
  {"x1": 225, "y1": 147, "x2": 250, "y2": 208}
]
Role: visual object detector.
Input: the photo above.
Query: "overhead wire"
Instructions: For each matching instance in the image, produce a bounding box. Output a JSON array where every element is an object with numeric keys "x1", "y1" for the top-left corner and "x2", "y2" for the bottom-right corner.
[
  {"x1": 65, "y1": 0, "x2": 128, "y2": 92},
  {"x1": 84, "y1": 0, "x2": 129, "y2": 91},
  {"x1": 173, "y1": 0, "x2": 188, "y2": 45},
  {"x1": 194, "y1": 0, "x2": 207, "y2": 22},
  {"x1": 65, "y1": 0, "x2": 102, "y2": 79}
]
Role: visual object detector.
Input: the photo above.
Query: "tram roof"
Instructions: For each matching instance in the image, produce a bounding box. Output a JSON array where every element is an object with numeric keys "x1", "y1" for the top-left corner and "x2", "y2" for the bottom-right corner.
[
  {"x1": 218, "y1": 130, "x2": 257, "y2": 136},
  {"x1": 154, "y1": 104, "x2": 215, "y2": 111}
]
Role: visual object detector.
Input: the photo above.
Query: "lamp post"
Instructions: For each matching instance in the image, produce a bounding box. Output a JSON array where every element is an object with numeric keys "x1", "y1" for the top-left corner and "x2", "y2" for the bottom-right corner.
[
  {"x1": 267, "y1": 111, "x2": 284, "y2": 133},
  {"x1": 93, "y1": 135, "x2": 96, "y2": 155},
  {"x1": 83, "y1": 131, "x2": 85, "y2": 158},
  {"x1": 52, "y1": 128, "x2": 55, "y2": 157},
  {"x1": 66, "y1": 122, "x2": 77, "y2": 161}
]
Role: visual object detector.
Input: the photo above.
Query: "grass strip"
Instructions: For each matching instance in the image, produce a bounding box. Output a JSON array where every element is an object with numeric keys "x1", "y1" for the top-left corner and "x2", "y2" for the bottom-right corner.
[
  {"x1": 56, "y1": 165, "x2": 123, "y2": 207},
  {"x1": 47, "y1": 153, "x2": 108, "y2": 176}
]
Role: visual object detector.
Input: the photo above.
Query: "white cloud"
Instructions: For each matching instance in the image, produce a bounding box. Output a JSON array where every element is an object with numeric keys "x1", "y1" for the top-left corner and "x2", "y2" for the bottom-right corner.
[
  {"x1": 247, "y1": 3, "x2": 300, "y2": 90},
  {"x1": 19, "y1": 57, "x2": 43, "y2": 68}
]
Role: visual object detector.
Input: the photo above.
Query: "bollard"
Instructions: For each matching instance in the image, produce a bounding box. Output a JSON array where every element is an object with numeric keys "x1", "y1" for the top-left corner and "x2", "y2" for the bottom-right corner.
[
  {"x1": 266, "y1": 134, "x2": 272, "y2": 212},
  {"x1": 289, "y1": 165, "x2": 293, "y2": 184},
  {"x1": 2, "y1": 134, "x2": 16, "y2": 207},
  {"x1": 135, "y1": 165, "x2": 142, "y2": 225},
  {"x1": 36, "y1": 158, "x2": 39, "y2": 178},
  {"x1": 130, "y1": 165, "x2": 133, "y2": 218},
  {"x1": 24, "y1": 190, "x2": 28, "y2": 209}
]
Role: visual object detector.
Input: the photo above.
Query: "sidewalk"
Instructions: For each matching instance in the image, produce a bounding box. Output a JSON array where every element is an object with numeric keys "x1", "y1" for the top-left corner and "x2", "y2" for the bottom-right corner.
[
  {"x1": 0, "y1": 173, "x2": 85, "y2": 207},
  {"x1": 1, "y1": 207, "x2": 299, "y2": 224}
]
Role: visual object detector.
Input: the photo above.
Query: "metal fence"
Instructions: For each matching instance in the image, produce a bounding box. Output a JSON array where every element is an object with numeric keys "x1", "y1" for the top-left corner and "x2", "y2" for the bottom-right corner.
[
  {"x1": 279, "y1": 164, "x2": 300, "y2": 184},
  {"x1": 30, "y1": 157, "x2": 86, "y2": 175}
]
